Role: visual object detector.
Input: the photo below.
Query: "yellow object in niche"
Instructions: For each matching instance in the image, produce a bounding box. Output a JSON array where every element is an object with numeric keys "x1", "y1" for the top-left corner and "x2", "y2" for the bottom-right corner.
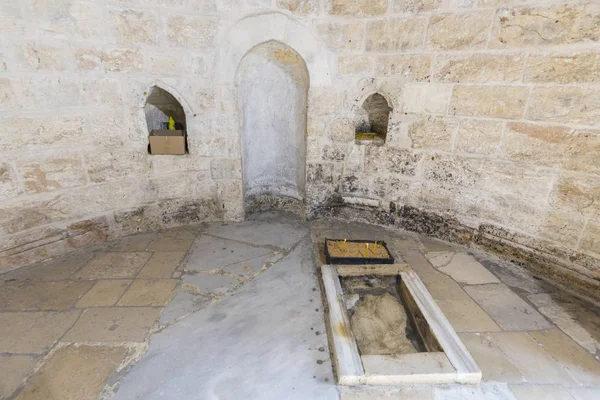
[{"x1": 168, "y1": 116, "x2": 175, "y2": 130}]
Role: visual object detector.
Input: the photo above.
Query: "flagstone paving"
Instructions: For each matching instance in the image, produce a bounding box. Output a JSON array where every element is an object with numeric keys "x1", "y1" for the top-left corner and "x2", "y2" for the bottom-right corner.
[{"x1": 0, "y1": 214, "x2": 599, "y2": 399}]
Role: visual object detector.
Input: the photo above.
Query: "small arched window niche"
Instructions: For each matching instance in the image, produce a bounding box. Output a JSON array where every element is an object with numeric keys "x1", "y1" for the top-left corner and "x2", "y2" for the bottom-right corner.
[
  {"x1": 145, "y1": 86, "x2": 188, "y2": 155},
  {"x1": 355, "y1": 93, "x2": 392, "y2": 146}
]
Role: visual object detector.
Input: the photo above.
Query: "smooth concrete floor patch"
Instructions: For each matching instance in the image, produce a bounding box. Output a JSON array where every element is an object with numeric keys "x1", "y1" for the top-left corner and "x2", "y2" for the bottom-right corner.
[{"x1": 113, "y1": 239, "x2": 337, "y2": 400}]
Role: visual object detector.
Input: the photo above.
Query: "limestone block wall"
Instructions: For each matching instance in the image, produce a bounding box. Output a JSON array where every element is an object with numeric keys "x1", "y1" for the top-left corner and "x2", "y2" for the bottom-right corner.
[{"x1": 0, "y1": 0, "x2": 598, "y2": 300}]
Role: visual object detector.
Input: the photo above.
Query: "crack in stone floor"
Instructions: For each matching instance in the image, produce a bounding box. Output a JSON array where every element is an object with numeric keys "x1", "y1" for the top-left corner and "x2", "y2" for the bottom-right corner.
[{"x1": 1, "y1": 213, "x2": 599, "y2": 400}]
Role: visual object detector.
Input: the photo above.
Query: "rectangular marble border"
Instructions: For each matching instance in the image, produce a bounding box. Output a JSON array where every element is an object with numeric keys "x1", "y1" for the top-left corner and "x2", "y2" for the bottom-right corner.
[{"x1": 321, "y1": 265, "x2": 481, "y2": 385}]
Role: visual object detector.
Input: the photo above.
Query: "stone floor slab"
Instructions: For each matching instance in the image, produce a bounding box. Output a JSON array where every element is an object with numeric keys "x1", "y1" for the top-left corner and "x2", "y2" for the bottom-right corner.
[
  {"x1": 433, "y1": 383, "x2": 517, "y2": 400},
  {"x1": 62, "y1": 307, "x2": 161, "y2": 343},
  {"x1": 436, "y1": 299, "x2": 501, "y2": 333},
  {"x1": 568, "y1": 387, "x2": 600, "y2": 400},
  {"x1": 340, "y1": 385, "x2": 434, "y2": 399},
  {"x1": 465, "y1": 284, "x2": 551, "y2": 331},
  {"x1": 183, "y1": 274, "x2": 237, "y2": 294},
  {"x1": 528, "y1": 329, "x2": 600, "y2": 386},
  {"x1": 112, "y1": 239, "x2": 336, "y2": 400},
  {"x1": 158, "y1": 292, "x2": 211, "y2": 325},
  {"x1": 76, "y1": 280, "x2": 132, "y2": 308},
  {"x1": 186, "y1": 236, "x2": 271, "y2": 272},
  {"x1": 458, "y1": 333, "x2": 523, "y2": 383},
  {"x1": 0, "y1": 253, "x2": 93, "y2": 282},
  {"x1": 15, "y1": 345, "x2": 127, "y2": 400},
  {"x1": 159, "y1": 226, "x2": 200, "y2": 240},
  {"x1": 138, "y1": 252, "x2": 186, "y2": 278},
  {"x1": 222, "y1": 253, "x2": 273, "y2": 276},
  {"x1": 435, "y1": 253, "x2": 500, "y2": 285},
  {"x1": 0, "y1": 281, "x2": 93, "y2": 311},
  {"x1": 419, "y1": 271, "x2": 473, "y2": 302},
  {"x1": 528, "y1": 293, "x2": 600, "y2": 354},
  {"x1": 489, "y1": 331, "x2": 578, "y2": 386},
  {"x1": 205, "y1": 218, "x2": 307, "y2": 249},
  {"x1": 479, "y1": 258, "x2": 556, "y2": 295},
  {"x1": 0, "y1": 355, "x2": 38, "y2": 398},
  {"x1": 117, "y1": 279, "x2": 177, "y2": 307},
  {"x1": 112, "y1": 233, "x2": 157, "y2": 252},
  {"x1": 509, "y1": 384, "x2": 574, "y2": 400},
  {"x1": 147, "y1": 237, "x2": 193, "y2": 252},
  {"x1": 73, "y1": 252, "x2": 152, "y2": 280},
  {"x1": 0, "y1": 311, "x2": 80, "y2": 354},
  {"x1": 420, "y1": 237, "x2": 455, "y2": 253}
]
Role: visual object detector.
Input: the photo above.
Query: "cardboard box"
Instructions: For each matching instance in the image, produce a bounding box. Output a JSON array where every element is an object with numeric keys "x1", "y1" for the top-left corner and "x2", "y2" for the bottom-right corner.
[{"x1": 149, "y1": 130, "x2": 186, "y2": 155}]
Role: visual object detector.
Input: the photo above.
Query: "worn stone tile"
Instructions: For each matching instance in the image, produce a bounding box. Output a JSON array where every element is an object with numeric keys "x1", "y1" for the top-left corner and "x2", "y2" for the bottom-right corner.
[
  {"x1": 117, "y1": 279, "x2": 177, "y2": 307},
  {"x1": 437, "y1": 300, "x2": 501, "y2": 333},
  {"x1": 490, "y1": 331, "x2": 578, "y2": 385},
  {"x1": 73, "y1": 252, "x2": 152, "y2": 280},
  {"x1": 0, "y1": 355, "x2": 37, "y2": 398},
  {"x1": 0, "y1": 311, "x2": 80, "y2": 353},
  {"x1": 433, "y1": 383, "x2": 518, "y2": 399},
  {"x1": 159, "y1": 292, "x2": 211, "y2": 325},
  {"x1": 159, "y1": 226, "x2": 199, "y2": 240},
  {"x1": 420, "y1": 271, "x2": 473, "y2": 302},
  {"x1": 480, "y1": 259, "x2": 556, "y2": 295},
  {"x1": 459, "y1": 333, "x2": 523, "y2": 383},
  {"x1": 112, "y1": 233, "x2": 156, "y2": 251},
  {"x1": 509, "y1": 384, "x2": 573, "y2": 400},
  {"x1": 528, "y1": 293, "x2": 600, "y2": 355},
  {"x1": 62, "y1": 307, "x2": 160, "y2": 343},
  {"x1": 568, "y1": 387, "x2": 600, "y2": 400},
  {"x1": 464, "y1": 284, "x2": 552, "y2": 331},
  {"x1": 205, "y1": 218, "x2": 308, "y2": 249},
  {"x1": 222, "y1": 253, "x2": 273, "y2": 277},
  {"x1": 0, "y1": 252, "x2": 93, "y2": 282},
  {"x1": 340, "y1": 385, "x2": 434, "y2": 399},
  {"x1": 76, "y1": 280, "x2": 132, "y2": 308},
  {"x1": 15, "y1": 345, "x2": 127, "y2": 400},
  {"x1": 420, "y1": 236, "x2": 454, "y2": 252},
  {"x1": 0, "y1": 281, "x2": 93, "y2": 311},
  {"x1": 528, "y1": 329, "x2": 600, "y2": 386},
  {"x1": 147, "y1": 237, "x2": 193, "y2": 252},
  {"x1": 433, "y1": 253, "x2": 500, "y2": 285},
  {"x1": 186, "y1": 236, "x2": 271, "y2": 272},
  {"x1": 183, "y1": 274, "x2": 237, "y2": 294},
  {"x1": 138, "y1": 252, "x2": 186, "y2": 278}
]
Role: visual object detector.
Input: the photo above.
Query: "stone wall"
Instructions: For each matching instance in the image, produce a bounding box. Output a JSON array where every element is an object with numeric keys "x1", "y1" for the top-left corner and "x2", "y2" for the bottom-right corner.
[{"x1": 0, "y1": 0, "x2": 598, "y2": 299}]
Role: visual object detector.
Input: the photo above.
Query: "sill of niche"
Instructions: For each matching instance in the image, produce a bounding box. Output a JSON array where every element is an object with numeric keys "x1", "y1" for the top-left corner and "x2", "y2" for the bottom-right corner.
[{"x1": 355, "y1": 138, "x2": 385, "y2": 146}]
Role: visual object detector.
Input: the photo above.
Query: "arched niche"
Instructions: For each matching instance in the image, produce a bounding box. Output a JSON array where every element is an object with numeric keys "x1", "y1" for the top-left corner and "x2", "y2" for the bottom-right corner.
[
  {"x1": 144, "y1": 86, "x2": 187, "y2": 153},
  {"x1": 237, "y1": 40, "x2": 309, "y2": 216},
  {"x1": 355, "y1": 93, "x2": 392, "y2": 145}
]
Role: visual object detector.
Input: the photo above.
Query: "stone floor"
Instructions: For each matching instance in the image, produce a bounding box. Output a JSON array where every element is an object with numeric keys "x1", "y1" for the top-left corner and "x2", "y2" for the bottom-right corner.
[{"x1": 1, "y1": 213, "x2": 599, "y2": 399}]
